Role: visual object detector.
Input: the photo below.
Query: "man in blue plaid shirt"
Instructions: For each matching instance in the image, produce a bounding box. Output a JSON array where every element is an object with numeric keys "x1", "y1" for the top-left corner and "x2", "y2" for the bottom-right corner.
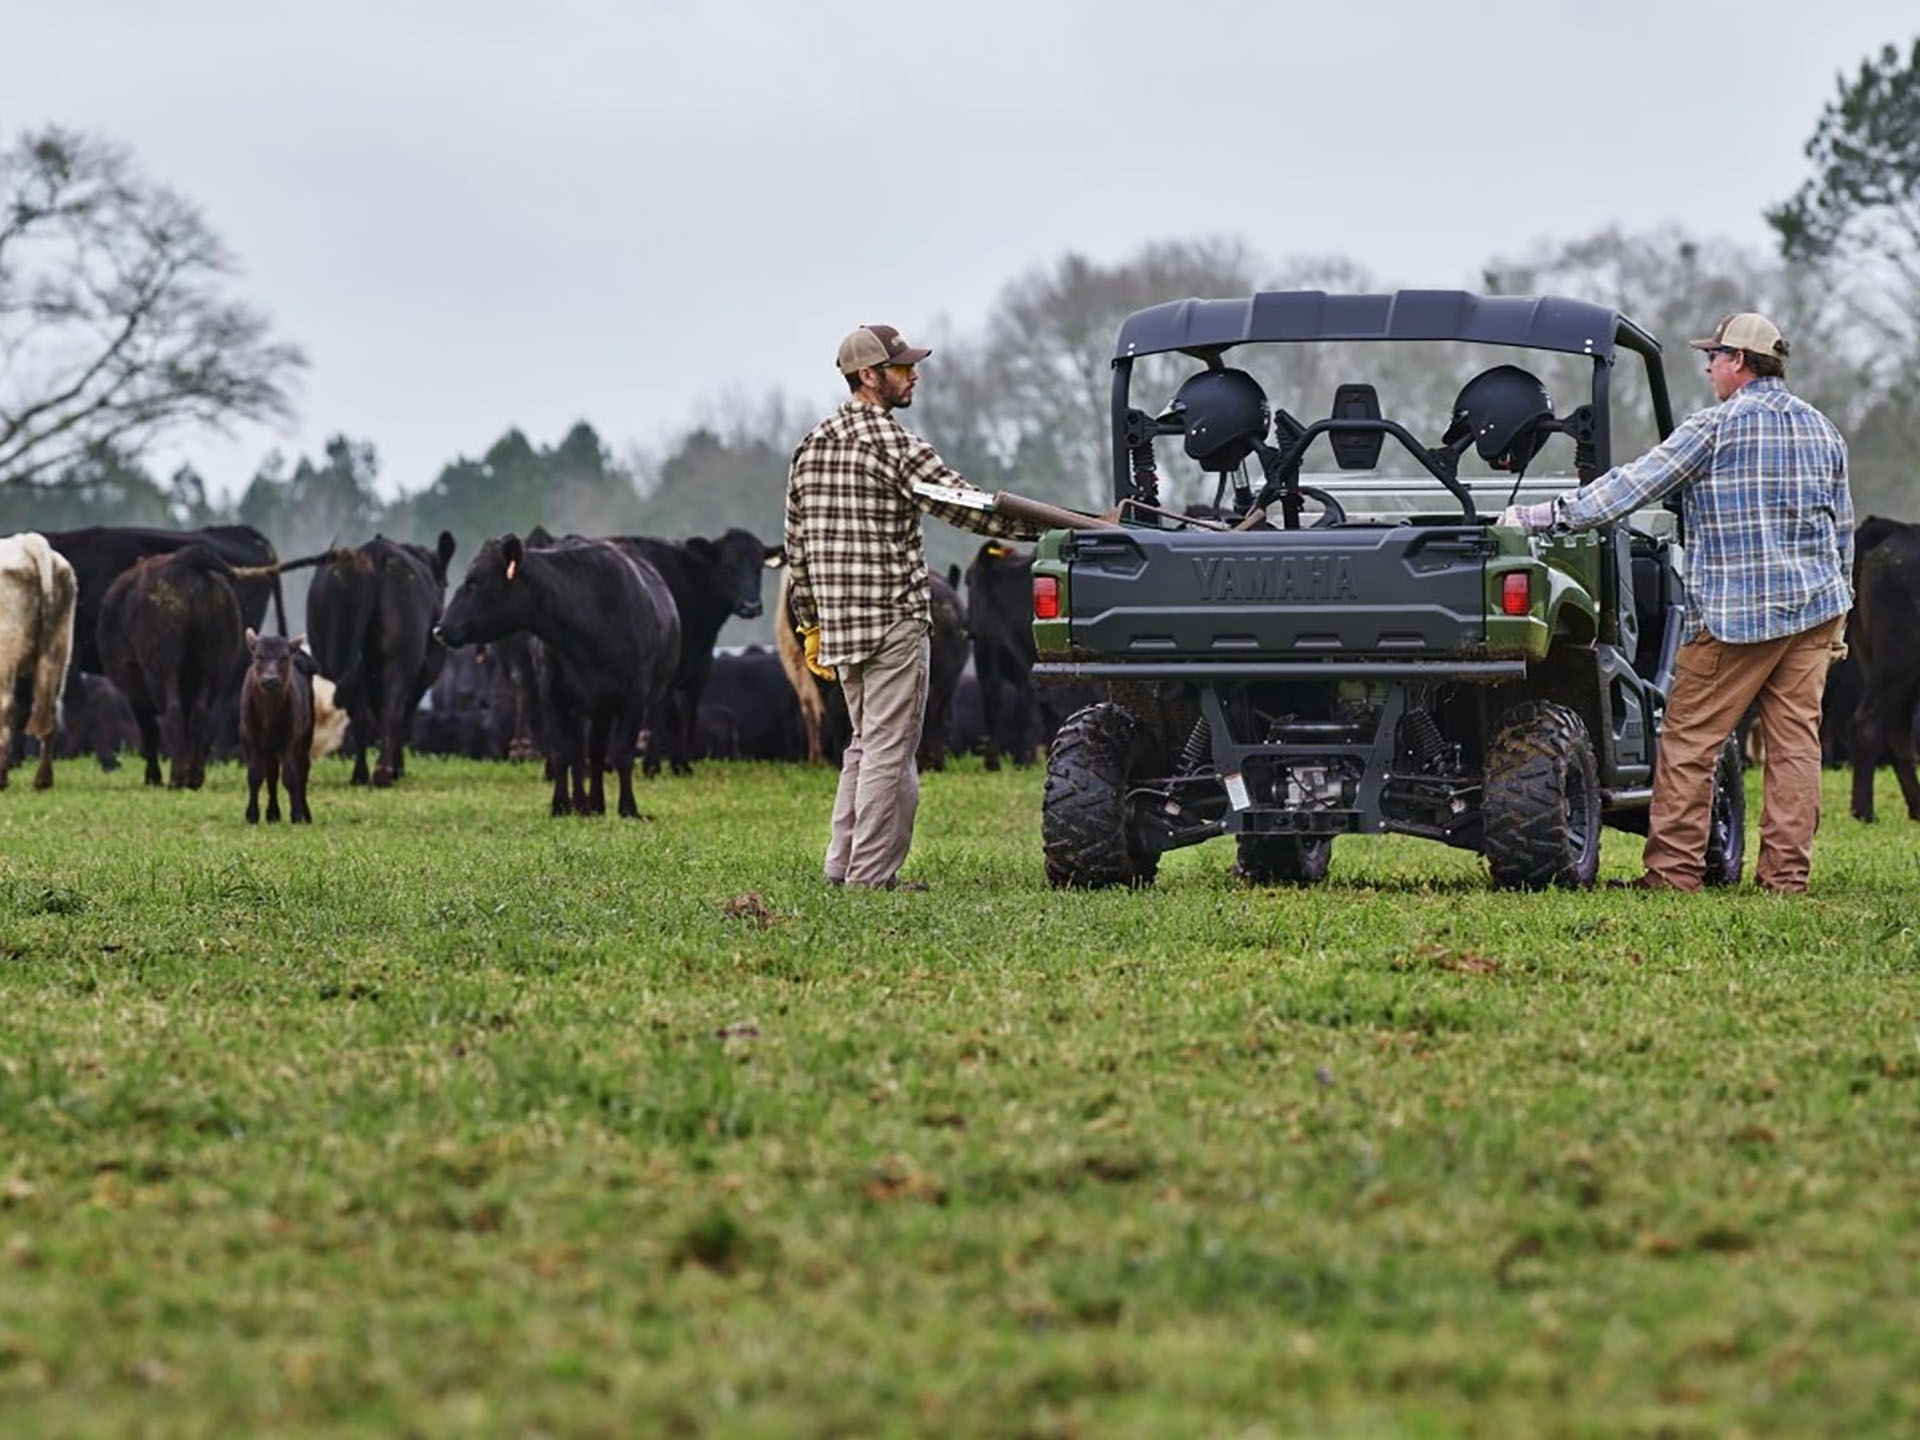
[{"x1": 1503, "y1": 312, "x2": 1853, "y2": 892}]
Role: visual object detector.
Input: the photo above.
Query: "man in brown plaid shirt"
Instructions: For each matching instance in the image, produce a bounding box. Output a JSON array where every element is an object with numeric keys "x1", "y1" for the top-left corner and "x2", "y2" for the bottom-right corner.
[{"x1": 785, "y1": 324, "x2": 1035, "y2": 890}]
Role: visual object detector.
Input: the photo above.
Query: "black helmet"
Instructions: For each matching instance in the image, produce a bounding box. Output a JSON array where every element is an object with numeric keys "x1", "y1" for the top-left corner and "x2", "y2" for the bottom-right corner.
[
  {"x1": 1444, "y1": 365, "x2": 1555, "y2": 472},
  {"x1": 1165, "y1": 368, "x2": 1270, "y2": 472}
]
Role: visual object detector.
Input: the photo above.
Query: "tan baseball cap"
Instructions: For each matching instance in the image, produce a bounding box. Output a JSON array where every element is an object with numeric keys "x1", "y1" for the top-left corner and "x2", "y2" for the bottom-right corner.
[
  {"x1": 1689, "y1": 312, "x2": 1789, "y2": 361},
  {"x1": 836, "y1": 324, "x2": 932, "y2": 375}
]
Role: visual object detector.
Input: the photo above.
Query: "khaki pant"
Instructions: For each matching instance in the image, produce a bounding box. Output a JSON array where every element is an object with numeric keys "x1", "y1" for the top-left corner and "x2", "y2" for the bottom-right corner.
[
  {"x1": 1643, "y1": 617, "x2": 1843, "y2": 893},
  {"x1": 825, "y1": 618, "x2": 929, "y2": 887}
]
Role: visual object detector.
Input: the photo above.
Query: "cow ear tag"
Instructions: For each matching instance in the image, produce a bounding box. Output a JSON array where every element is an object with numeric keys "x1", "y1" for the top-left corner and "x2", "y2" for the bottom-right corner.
[
  {"x1": 506, "y1": 558, "x2": 518, "y2": 581},
  {"x1": 987, "y1": 543, "x2": 1014, "y2": 559}
]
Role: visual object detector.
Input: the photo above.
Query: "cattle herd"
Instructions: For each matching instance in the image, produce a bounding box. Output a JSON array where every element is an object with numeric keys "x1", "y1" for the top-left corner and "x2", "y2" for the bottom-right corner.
[
  {"x1": 4, "y1": 518, "x2": 1918, "y2": 826},
  {"x1": 0, "y1": 521, "x2": 1102, "y2": 822}
]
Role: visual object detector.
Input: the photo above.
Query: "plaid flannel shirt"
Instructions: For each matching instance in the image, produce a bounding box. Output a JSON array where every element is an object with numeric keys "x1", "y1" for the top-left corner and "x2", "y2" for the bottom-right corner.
[
  {"x1": 784, "y1": 399, "x2": 1033, "y2": 667},
  {"x1": 1554, "y1": 377, "x2": 1853, "y2": 643}
]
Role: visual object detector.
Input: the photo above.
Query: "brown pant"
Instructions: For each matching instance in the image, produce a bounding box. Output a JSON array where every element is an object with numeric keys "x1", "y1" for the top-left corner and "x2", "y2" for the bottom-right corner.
[
  {"x1": 1643, "y1": 617, "x2": 1842, "y2": 892},
  {"x1": 825, "y1": 618, "x2": 929, "y2": 887}
]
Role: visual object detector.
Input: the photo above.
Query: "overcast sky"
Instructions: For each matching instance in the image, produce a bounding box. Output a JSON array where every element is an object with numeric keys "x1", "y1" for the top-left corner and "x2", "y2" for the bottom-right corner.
[{"x1": 3, "y1": 0, "x2": 1912, "y2": 502}]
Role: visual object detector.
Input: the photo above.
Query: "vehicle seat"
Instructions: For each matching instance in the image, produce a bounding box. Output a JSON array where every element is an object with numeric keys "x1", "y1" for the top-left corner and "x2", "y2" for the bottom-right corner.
[{"x1": 1631, "y1": 540, "x2": 1682, "y2": 681}]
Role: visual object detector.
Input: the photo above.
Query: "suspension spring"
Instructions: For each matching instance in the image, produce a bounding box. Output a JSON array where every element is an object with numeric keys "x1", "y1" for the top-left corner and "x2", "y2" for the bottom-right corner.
[
  {"x1": 1177, "y1": 717, "x2": 1212, "y2": 774},
  {"x1": 1403, "y1": 708, "x2": 1448, "y2": 773}
]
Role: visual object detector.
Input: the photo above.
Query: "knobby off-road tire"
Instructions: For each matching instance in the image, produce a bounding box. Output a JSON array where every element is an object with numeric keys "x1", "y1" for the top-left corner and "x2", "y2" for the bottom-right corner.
[
  {"x1": 1483, "y1": 700, "x2": 1601, "y2": 890},
  {"x1": 1704, "y1": 733, "x2": 1746, "y2": 886},
  {"x1": 1043, "y1": 703, "x2": 1163, "y2": 890},
  {"x1": 1234, "y1": 834, "x2": 1334, "y2": 885}
]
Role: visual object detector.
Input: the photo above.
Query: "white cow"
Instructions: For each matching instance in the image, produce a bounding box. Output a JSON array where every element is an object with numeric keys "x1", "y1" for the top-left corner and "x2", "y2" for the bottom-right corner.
[{"x1": 0, "y1": 531, "x2": 79, "y2": 790}]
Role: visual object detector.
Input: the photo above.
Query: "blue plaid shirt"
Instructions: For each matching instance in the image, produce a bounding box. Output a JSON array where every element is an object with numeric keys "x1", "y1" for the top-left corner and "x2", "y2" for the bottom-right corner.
[{"x1": 1555, "y1": 377, "x2": 1853, "y2": 643}]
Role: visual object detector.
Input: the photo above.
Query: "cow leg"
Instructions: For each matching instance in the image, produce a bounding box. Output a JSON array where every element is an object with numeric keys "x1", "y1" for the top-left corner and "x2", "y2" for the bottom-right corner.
[
  {"x1": 288, "y1": 750, "x2": 312, "y2": 824},
  {"x1": 162, "y1": 683, "x2": 190, "y2": 790},
  {"x1": 977, "y1": 652, "x2": 1003, "y2": 772},
  {"x1": 642, "y1": 708, "x2": 664, "y2": 779},
  {"x1": 0, "y1": 672, "x2": 12, "y2": 790},
  {"x1": 1010, "y1": 671, "x2": 1039, "y2": 767},
  {"x1": 1889, "y1": 705, "x2": 1920, "y2": 821},
  {"x1": 246, "y1": 760, "x2": 263, "y2": 823},
  {"x1": 584, "y1": 711, "x2": 612, "y2": 815},
  {"x1": 132, "y1": 705, "x2": 163, "y2": 786},
  {"x1": 373, "y1": 687, "x2": 410, "y2": 787},
  {"x1": 348, "y1": 704, "x2": 374, "y2": 785},
  {"x1": 266, "y1": 752, "x2": 284, "y2": 822},
  {"x1": 670, "y1": 690, "x2": 696, "y2": 777},
  {"x1": 1852, "y1": 704, "x2": 1886, "y2": 822},
  {"x1": 616, "y1": 704, "x2": 646, "y2": 818}
]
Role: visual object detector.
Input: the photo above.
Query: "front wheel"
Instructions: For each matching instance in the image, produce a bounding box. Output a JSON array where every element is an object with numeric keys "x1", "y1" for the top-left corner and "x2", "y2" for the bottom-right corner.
[
  {"x1": 1234, "y1": 834, "x2": 1334, "y2": 885},
  {"x1": 1483, "y1": 700, "x2": 1601, "y2": 890},
  {"x1": 1042, "y1": 703, "x2": 1163, "y2": 890},
  {"x1": 1704, "y1": 733, "x2": 1746, "y2": 886}
]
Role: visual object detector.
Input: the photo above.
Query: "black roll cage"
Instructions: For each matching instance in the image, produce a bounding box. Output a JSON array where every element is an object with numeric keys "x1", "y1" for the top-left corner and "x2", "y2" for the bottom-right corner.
[{"x1": 1108, "y1": 289, "x2": 1675, "y2": 509}]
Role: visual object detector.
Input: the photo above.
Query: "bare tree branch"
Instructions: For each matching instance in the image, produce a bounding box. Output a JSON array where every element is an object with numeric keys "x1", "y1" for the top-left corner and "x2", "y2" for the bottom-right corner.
[{"x1": 0, "y1": 124, "x2": 306, "y2": 487}]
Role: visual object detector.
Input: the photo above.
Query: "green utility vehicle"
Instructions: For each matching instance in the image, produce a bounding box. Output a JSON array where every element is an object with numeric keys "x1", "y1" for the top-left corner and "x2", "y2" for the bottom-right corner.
[{"x1": 1030, "y1": 290, "x2": 1743, "y2": 890}]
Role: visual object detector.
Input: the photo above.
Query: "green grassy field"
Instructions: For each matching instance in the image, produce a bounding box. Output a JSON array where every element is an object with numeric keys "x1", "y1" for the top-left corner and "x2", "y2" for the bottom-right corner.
[{"x1": 2, "y1": 755, "x2": 1918, "y2": 1438}]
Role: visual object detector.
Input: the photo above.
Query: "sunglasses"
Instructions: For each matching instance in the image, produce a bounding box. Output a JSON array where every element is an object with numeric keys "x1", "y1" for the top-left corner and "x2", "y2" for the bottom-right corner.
[{"x1": 1705, "y1": 347, "x2": 1735, "y2": 362}]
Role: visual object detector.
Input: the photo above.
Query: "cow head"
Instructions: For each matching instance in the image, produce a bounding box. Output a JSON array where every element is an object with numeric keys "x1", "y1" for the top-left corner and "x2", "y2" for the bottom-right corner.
[
  {"x1": 246, "y1": 628, "x2": 306, "y2": 693},
  {"x1": 693, "y1": 528, "x2": 777, "y2": 621},
  {"x1": 436, "y1": 534, "x2": 530, "y2": 648}
]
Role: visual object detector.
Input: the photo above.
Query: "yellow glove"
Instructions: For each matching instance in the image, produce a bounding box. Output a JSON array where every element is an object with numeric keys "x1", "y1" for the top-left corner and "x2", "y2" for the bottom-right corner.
[{"x1": 800, "y1": 624, "x2": 834, "y2": 681}]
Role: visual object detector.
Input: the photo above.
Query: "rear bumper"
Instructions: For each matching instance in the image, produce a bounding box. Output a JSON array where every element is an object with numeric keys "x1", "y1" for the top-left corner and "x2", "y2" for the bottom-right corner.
[{"x1": 1031, "y1": 659, "x2": 1528, "y2": 682}]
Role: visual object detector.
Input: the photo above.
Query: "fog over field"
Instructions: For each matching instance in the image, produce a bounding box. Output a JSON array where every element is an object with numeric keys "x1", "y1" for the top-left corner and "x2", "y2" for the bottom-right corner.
[{"x1": 3, "y1": 0, "x2": 1908, "y2": 500}]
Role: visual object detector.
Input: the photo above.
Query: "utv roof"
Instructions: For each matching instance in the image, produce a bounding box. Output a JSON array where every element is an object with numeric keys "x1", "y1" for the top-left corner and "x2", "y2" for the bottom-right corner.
[{"x1": 1113, "y1": 290, "x2": 1660, "y2": 364}]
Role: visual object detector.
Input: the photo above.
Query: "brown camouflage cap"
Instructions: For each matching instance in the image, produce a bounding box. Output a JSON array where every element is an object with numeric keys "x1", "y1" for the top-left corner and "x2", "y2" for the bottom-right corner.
[
  {"x1": 836, "y1": 324, "x2": 932, "y2": 375},
  {"x1": 1689, "y1": 312, "x2": 1789, "y2": 361}
]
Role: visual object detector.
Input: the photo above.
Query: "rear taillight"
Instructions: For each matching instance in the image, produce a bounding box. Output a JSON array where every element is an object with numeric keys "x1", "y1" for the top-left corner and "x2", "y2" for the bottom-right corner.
[
  {"x1": 1033, "y1": 575, "x2": 1060, "y2": 620},
  {"x1": 1500, "y1": 571, "x2": 1531, "y2": 616}
]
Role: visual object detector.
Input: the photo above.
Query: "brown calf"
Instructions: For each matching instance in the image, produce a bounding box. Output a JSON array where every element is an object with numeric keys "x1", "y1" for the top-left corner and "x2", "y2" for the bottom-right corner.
[{"x1": 240, "y1": 628, "x2": 315, "y2": 824}]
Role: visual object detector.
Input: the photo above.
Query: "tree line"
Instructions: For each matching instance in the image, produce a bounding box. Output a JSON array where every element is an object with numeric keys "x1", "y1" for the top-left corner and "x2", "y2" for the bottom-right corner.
[{"x1": 4, "y1": 38, "x2": 1918, "y2": 642}]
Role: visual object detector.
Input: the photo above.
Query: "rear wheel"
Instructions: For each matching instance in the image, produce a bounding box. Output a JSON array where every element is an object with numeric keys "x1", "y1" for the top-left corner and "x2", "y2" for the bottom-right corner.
[
  {"x1": 1234, "y1": 834, "x2": 1334, "y2": 885},
  {"x1": 1483, "y1": 700, "x2": 1601, "y2": 890},
  {"x1": 1043, "y1": 703, "x2": 1163, "y2": 890},
  {"x1": 1704, "y1": 733, "x2": 1746, "y2": 886}
]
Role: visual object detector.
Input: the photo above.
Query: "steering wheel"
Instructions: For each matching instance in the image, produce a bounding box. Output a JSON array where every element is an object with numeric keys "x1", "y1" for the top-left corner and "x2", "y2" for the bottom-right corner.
[{"x1": 1298, "y1": 485, "x2": 1346, "y2": 528}]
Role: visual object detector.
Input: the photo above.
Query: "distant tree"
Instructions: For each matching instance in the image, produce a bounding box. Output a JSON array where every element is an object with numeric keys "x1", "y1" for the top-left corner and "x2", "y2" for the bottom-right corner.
[
  {"x1": 1768, "y1": 38, "x2": 1920, "y2": 344},
  {"x1": 0, "y1": 126, "x2": 306, "y2": 488},
  {"x1": 981, "y1": 237, "x2": 1264, "y2": 508},
  {"x1": 0, "y1": 438, "x2": 173, "y2": 532}
]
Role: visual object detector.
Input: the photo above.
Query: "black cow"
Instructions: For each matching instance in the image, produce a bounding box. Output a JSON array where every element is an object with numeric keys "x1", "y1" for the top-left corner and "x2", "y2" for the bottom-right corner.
[
  {"x1": 919, "y1": 569, "x2": 969, "y2": 771},
  {"x1": 1849, "y1": 516, "x2": 1920, "y2": 822},
  {"x1": 963, "y1": 541, "x2": 1101, "y2": 767},
  {"x1": 965, "y1": 542, "x2": 1041, "y2": 769},
  {"x1": 615, "y1": 529, "x2": 781, "y2": 777},
  {"x1": 306, "y1": 533, "x2": 457, "y2": 787},
  {"x1": 698, "y1": 647, "x2": 807, "y2": 761},
  {"x1": 415, "y1": 644, "x2": 520, "y2": 760},
  {"x1": 435, "y1": 534, "x2": 680, "y2": 817},
  {"x1": 47, "y1": 525, "x2": 286, "y2": 768},
  {"x1": 96, "y1": 545, "x2": 245, "y2": 789}
]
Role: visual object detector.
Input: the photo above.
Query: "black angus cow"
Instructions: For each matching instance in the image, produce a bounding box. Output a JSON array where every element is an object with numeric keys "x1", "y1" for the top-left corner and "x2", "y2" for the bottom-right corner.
[
  {"x1": 414, "y1": 643, "x2": 520, "y2": 760},
  {"x1": 435, "y1": 534, "x2": 680, "y2": 817},
  {"x1": 1849, "y1": 516, "x2": 1920, "y2": 822},
  {"x1": 963, "y1": 540, "x2": 1102, "y2": 767},
  {"x1": 96, "y1": 545, "x2": 245, "y2": 789},
  {"x1": 774, "y1": 566, "x2": 968, "y2": 770},
  {"x1": 697, "y1": 647, "x2": 807, "y2": 761},
  {"x1": 965, "y1": 541, "x2": 1040, "y2": 769},
  {"x1": 306, "y1": 533, "x2": 458, "y2": 786},
  {"x1": 920, "y1": 568, "x2": 969, "y2": 771},
  {"x1": 47, "y1": 525, "x2": 286, "y2": 768},
  {"x1": 614, "y1": 528, "x2": 781, "y2": 777}
]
